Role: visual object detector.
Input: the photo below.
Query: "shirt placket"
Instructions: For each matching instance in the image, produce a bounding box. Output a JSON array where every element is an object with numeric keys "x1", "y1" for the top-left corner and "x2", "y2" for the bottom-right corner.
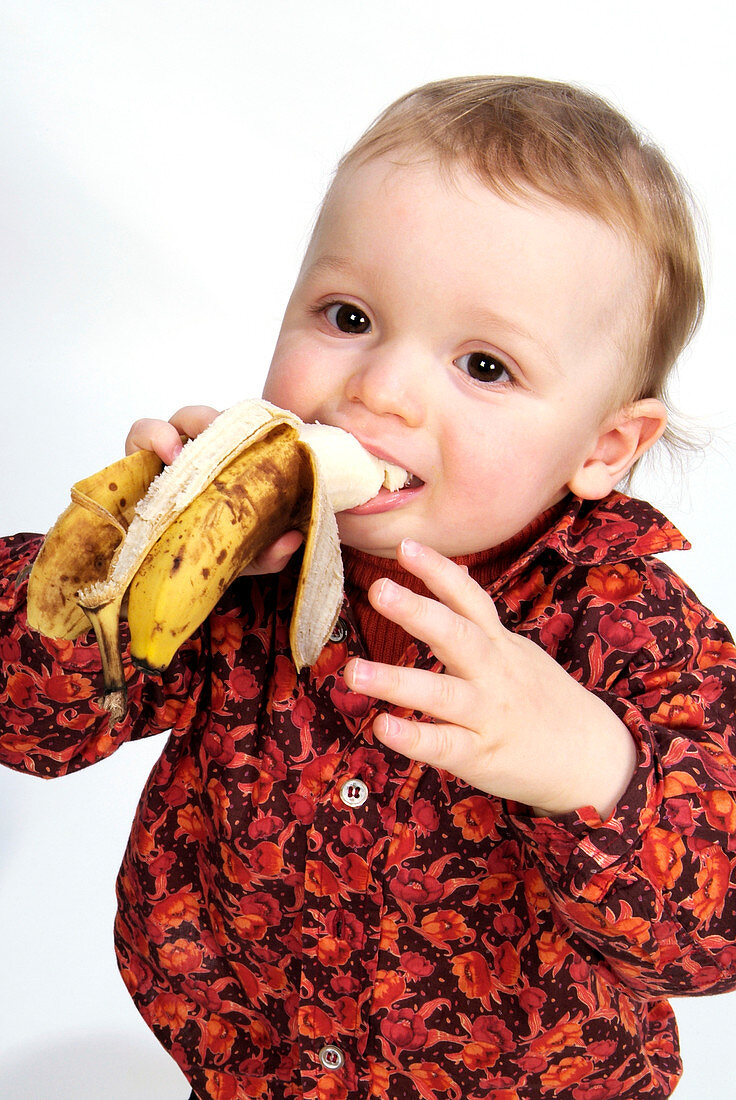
[{"x1": 297, "y1": 610, "x2": 389, "y2": 1099}]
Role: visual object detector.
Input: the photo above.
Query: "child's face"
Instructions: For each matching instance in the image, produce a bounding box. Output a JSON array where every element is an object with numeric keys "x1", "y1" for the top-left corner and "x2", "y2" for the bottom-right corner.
[{"x1": 263, "y1": 155, "x2": 644, "y2": 558}]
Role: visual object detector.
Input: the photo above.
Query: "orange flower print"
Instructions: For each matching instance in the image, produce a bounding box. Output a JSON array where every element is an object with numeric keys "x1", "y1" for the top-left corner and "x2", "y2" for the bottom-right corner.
[
  {"x1": 249, "y1": 1015, "x2": 275, "y2": 1049},
  {"x1": 210, "y1": 614, "x2": 244, "y2": 655},
  {"x1": 203, "y1": 1069, "x2": 242, "y2": 1099},
  {"x1": 158, "y1": 938, "x2": 204, "y2": 975},
  {"x1": 478, "y1": 872, "x2": 517, "y2": 905},
  {"x1": 371, "y1": 970, "x2": 406, "y2": 1012},
  {"x1": 305, "y1": 859, "x2": 341, "y2": 899},
  {"x1": 272, "y1": 654, "x2": 297, "y2": 703},
  {"x1": 206, "y1": 1014, "x2": 238, "y2": 1058},
  {"x1": 317, "y1": 935, "x2": 351, "y2": 967},
  {"x1": 698, "y1": 636, "x2": 736, "y2": 669},
  {"x1": 406, "y1": 1062, "x2": 458, "y2": 1095},
  {"x1": 147, "y1": 992, "x2": 189, "y2": 1033},
  {"x1": 451, "y1": 951, "x2": 492, "y2": 1001},
  {"x1": 420, "y1": 909, "x2": 471, "y2": 942},
  {"x1": 651, "y1": 693, "x2": 705, "y2": 730},
  {"x1": 150, "y1": 888, "x2": 201, "y2": 931},
  {"x1": 461, "y1": 1041, "x2": 501, "y2": 1071},
  {"x1": 7, "y1": 670, "x2": 37, "y2": 708},
  {"x1": 42, "y1": 671, "x2": 94, "y2": 702},
  {"x1": 297, "y1": 1004, "x2": 333, "y2": 1038},
  {"x1": 530, "y1": 1016, "x2": 583, "y2": 1055},
  {"x1": 317, "y1": 1077, "x2": 348, "y2": 1100},
  {"x1": 250, "y1": 840, "x2": 284, "y2": 877},
  {"x1": 536, "y1": 929, "x2": 573, "y2": 974},
  {"x1": 340, "y1": 852, "x2": 370, "y2": 893},
  {"x1": 540, "y1": 1055, "x2": 593, "y2": 1091},
  {"x1": 368, "y1": 1059, "x2": 391, "y2": 1096},
  {"x1": 586, "y1": 563, "x2": 643, "y2": 603},
  {"x1": 176, "y1": 804, "x2": 210, "y2": 843},
  {"x1": 640, "y1": 827, "x2": 686, "y2": 890},
  {"x1": 232, "y1": 892, "x2": 281, "y2": 940},
  {"x1": 494, "y1": 941, "x2": 520, "y2": 987},
  {"x1": 698, "y1": 789, "x2": 736, "y2": 834},
  {"x1": 691, "y1": 846, "x2": 731, "y2": 925},
  {"x1": 451, "y1": 795, "x2": 500, "y2": 841}
]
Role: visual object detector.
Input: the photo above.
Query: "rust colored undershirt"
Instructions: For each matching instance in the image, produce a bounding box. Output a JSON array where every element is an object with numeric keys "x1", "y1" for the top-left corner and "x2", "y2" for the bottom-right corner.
[{"x1": 342, "y1": 502, "x2": 565, "y2": 666}]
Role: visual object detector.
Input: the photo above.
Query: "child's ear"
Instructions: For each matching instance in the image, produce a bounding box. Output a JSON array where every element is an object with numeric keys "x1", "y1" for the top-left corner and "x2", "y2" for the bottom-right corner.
[{"x1": 567, "y1": 399, "x2": 668, "y2": 500}]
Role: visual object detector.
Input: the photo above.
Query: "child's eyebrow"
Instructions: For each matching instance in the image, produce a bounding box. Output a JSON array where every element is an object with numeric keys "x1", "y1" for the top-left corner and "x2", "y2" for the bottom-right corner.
[
  {"x1": 302, "y1": 254, "x2": 355, "y2": 280},
  {"x1": 461, "y1": 306, "x2": 561, "y2": 377}
]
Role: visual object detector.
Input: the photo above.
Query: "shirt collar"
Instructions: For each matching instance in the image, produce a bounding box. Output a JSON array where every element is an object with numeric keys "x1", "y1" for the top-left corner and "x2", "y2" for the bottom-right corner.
[{"x1": 488, "y1": 490, "x2": 689, "y2": 596}]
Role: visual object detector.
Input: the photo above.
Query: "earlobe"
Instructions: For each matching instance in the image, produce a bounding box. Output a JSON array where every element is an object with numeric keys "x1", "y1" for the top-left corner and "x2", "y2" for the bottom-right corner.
[{"x1": 567, "y1": 399, "x2": 668, "y2": 499}]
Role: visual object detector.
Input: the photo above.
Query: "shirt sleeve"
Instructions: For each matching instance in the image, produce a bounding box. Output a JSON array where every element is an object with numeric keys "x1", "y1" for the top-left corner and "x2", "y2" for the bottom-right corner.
[
  {"x1": 0, "y1": 533, "x2": 207, "y2": 778},
  {"x1": 505, "y1": 555, "x2": 736, "y2": 999}
]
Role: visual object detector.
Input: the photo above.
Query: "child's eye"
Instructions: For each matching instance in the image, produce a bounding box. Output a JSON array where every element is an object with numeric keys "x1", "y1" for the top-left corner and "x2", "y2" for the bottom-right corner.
[
  {"x1": 324, "y1": 301, "x2": 371, "y2": 334},
  {"x1": 455, "y1": 350, "x2": 512, "y2": 384}
]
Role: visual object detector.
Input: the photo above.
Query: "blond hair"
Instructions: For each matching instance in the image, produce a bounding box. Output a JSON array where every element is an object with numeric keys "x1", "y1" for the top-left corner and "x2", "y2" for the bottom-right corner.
[{"x1": 330, "y1": 76, "x2": 705, "y2": 460}]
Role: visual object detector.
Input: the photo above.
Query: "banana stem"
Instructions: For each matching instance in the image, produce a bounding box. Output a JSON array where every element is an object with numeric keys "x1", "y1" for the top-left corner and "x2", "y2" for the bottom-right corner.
[{"x1": 81, "y1": 595, "x2": 127, "y2": 723}]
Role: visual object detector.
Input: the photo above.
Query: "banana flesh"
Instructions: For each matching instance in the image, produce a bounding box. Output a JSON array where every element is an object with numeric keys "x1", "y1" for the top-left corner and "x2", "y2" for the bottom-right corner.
[{"x1": 27, "y1": 399, "x2": 408, "y2": 722}]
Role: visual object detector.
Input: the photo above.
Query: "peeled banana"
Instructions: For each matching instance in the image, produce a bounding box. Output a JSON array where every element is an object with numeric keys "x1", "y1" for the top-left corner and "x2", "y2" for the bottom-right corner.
[{"x1": 27, "y1": 400, "x2": 408, "y2": 722}]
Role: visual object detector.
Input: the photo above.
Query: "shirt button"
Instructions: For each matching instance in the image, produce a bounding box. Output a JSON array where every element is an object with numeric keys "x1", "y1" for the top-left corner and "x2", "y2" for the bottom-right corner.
[
  {"x1": 329, "y1": 619, "x2": 348, "y2": 643},
  {"x1": 318, "y1": 1044, "x2": 345, "y2": 1071},
  {"x1": 340, "y1": 778, "x2": 369, "y2": 808}
]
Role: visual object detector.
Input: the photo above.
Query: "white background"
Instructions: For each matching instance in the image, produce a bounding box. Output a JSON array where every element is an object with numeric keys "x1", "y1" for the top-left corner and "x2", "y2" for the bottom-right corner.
[{"x1": 0, "y1": 2, "x2": 734, "y2": 1098}]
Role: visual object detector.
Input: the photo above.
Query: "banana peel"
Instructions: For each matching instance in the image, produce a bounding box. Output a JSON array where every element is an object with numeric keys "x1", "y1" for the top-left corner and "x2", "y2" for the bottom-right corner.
[{"x1": 27, "y1": 399, "x2": 408, "y2": 722}]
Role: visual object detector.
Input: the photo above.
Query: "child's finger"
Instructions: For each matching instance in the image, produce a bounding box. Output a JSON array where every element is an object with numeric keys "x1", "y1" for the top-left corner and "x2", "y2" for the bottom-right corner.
[
  {"x1": 344, "y1": 657, "x2": 476, "y2": 729},
  {"x1": 372, "y1": 712, "x2": 477, "y2": 777},
  {"x1": 367, "y1": 575, "x2": 493, "y2": 681},
  {"x1": 168, "y1": 405, "x2": 221, "y2": 439},
  {"x1": 238, "y1": 530, "x2": 305, "y2": 576},
  {"x1": 124, "y1": 418, "x2": 184, "y2": 463},
  {"x1": 397, "y1": 539, "x2": 503, "y2": 636}
]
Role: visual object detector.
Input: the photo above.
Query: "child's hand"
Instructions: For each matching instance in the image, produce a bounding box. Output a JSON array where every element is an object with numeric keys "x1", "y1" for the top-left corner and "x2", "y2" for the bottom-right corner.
[
  {"x1": 125, "y1": 405, "x2": 221, "y2": 464},
  {"x1": 343, "y1": 539, "x2": 637, "y2": 820},
  {"x1": 124, "y1": 406, "x2": 304, "y2": 576}
]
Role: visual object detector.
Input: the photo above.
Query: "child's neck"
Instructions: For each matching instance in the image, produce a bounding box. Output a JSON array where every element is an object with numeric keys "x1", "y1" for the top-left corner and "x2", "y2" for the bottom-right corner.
[{"x1": 342, "y1": 501, "x2": 567, "y2": 665}]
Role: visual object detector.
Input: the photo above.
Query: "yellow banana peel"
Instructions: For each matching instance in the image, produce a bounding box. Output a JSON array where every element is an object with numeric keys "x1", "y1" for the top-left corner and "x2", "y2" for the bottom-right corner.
[{"x1": 27, "y1": 399, "x2": 408, "y2": 722}]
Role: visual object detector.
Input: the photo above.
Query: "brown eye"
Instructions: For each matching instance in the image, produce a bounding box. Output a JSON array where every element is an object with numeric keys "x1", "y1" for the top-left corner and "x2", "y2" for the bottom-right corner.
[
  {"x1": 325, "y1": 302, "x2": 371, "y2": 334},
  {"x1": 456, "y1": 351, "x2": 511, "y2": 384}
]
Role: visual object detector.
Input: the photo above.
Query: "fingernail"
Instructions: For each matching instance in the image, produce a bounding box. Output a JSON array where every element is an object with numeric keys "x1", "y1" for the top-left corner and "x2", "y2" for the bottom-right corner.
[
  {"x1": 171, "y1": 441, "x2": 184, "y2": 460},
  {"x1": 376, "y1": 713, "x2": 401, "y2": 740},
  {"x1": 376, "y1": 578, "x2": 399, "y2": 605},
  {"x1": 348, "y1": 658, "x2": 371, "y2": 688},
  {"x1": 400, "y1": 538, "x2": 422, "y2": 559}
]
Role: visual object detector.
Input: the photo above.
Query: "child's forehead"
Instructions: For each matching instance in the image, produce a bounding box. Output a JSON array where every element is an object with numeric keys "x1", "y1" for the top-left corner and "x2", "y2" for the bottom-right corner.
[{"x1": 312, "y1": 154, "x2": 645, "y2": 295}]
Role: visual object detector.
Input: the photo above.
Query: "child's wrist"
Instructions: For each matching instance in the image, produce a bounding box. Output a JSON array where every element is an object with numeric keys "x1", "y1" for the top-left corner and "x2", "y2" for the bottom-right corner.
[{"x1": 532, "y1": 705, "x2": 637, "y2": 821}]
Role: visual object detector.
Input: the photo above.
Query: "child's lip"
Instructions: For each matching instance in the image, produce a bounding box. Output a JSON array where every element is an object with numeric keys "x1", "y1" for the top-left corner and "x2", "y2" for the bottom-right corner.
[{"x1": 340, "y1": 479, "x2": 425, "y2": 515}]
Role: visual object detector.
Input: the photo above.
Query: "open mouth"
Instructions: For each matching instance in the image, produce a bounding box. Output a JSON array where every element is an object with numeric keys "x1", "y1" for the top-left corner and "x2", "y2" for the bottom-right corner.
[
  {"x1": 396, "y1": 472, "x2": 424, "y2": 491},
  {"x1": 343, "y1": 469, "x2": 425, "y2": 515}
]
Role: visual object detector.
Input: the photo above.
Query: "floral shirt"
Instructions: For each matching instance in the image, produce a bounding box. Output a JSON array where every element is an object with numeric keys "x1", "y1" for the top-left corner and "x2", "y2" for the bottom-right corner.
[{"x1": 1, "y1": 492, "x2": 736, "y2": 1100}]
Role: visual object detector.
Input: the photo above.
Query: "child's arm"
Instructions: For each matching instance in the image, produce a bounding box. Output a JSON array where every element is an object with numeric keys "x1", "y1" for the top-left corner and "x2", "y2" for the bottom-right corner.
[
  {"x1": 344, "y1": 538, "x2": 636, "y2": 818},
  {"x1": 0, "y1": 532, "x2": 206, "y2": 778},
  {"x1": 344, "y1": 538, "x2": 736, "y2": 999}
]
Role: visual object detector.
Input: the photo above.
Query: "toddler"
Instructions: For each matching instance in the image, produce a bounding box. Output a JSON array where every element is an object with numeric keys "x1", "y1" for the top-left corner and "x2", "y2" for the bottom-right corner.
[{"x1": 2, "y1": 76, "x2": 736, "y2": 1100}]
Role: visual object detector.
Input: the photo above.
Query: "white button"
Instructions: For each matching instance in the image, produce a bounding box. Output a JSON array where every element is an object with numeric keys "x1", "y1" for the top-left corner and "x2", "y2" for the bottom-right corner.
[
  {"x1": 318, "y1": 1044, "x2": 345, "y2": 1070},
  {"x1": 329, "y1": 620, "x2": 347, "y2": 643},
  {"x1": 340, "y1": 778, "x2": 369, "y2": 808}
]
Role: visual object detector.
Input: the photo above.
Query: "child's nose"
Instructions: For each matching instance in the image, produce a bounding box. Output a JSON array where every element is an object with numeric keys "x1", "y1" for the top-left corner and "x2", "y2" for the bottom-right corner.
[{"x1": 345, "y1": 342, "x2": 426, "y2": 426}]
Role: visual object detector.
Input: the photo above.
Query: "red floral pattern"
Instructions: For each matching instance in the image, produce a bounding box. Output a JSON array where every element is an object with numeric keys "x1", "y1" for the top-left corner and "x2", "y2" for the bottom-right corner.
[{"x1": 2, "y1": 492, "x2": 736, "y2": 1100}]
